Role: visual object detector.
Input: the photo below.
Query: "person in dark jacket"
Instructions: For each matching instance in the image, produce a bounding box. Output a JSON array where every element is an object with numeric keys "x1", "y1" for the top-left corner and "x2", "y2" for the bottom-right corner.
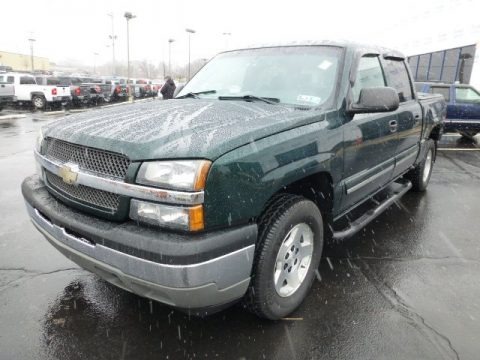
[{"x1": 161, "y1": 76, "x2": 176, "y2": 99}]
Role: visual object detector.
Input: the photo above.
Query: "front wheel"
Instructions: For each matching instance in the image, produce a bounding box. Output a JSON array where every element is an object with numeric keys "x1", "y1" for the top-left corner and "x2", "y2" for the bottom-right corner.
[
  {"x1": 246, "y1": 194, "x2": 324, "y2": 320},
  {"x1": 406, "y1": 139, "x2": 436, "y2": 192},
  {"x1": 459, "y1": 131, "x2": 478, "y2": 140}
]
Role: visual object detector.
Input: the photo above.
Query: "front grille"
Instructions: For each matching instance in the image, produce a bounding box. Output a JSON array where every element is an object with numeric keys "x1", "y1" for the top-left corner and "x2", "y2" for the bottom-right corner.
[
  {"x1": 46, "y1": 170, "x2": 120, "y2": 211},
  {"x1": 43, "y1": 138, "x2": 130, "y2": 179}
]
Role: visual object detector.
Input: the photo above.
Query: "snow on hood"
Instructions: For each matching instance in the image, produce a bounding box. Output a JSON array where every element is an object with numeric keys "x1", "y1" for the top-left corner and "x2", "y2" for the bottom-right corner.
[{"x1": 44, "y1": 99, "x2": 325, "y2": 161}]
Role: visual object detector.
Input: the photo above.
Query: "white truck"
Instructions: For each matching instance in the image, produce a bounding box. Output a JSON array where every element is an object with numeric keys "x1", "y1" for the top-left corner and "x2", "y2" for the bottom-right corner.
[
  {"x1": 0, "y1": 79, "x2": 14, "y2": 112},
  {"x1": 0, "y1": 73, "x2": 71, "y2": 109}
]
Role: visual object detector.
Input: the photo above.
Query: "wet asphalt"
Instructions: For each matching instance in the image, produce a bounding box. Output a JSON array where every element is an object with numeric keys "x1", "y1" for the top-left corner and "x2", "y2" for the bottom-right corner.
[{"x1": 0, "y1": 110, "x2": 479, "y2": 360}]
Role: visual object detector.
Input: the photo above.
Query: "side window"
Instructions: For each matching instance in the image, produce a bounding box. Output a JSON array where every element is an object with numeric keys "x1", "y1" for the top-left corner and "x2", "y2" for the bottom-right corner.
[
  {"x1": 430, "y1": 86, "x2": 450, "y2": 102},
  {"x1": 7, "y1": 76, "x2": 14, "y2": 83},
  {"x1": 35, "y1": 77, "x2": 43, "y2": 85},
  {"x1": 352, "y1": 56, "x2": 386, "y2": 102},
  {"x1": 20, "y1": 76, "x2": 36, "y2": 85},
  {"x1": 455, "y1": 87, "x2": 480, "y2": 102},
  {"x1": 383, "y1": 59, "x2": 413, "y2": 102}
]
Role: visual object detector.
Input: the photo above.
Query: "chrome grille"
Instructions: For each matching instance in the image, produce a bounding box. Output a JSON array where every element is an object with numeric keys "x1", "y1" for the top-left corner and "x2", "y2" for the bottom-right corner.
[
  {"x1": 46, "y1": 170, "x2": 120, "y2": 211},
  {"x1": 43, "y1": 138, "x2": 130, "y2": 179}
]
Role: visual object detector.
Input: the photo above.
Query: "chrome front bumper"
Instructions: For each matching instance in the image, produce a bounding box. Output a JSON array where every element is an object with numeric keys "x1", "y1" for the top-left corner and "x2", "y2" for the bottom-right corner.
[{"x1": 26, "y1": 201, "x2": 255, "y2": 308}]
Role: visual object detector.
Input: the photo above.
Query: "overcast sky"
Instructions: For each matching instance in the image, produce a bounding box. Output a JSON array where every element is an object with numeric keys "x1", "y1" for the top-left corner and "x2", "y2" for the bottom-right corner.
[{"x1": 1, "y1": 0, "x2": 479, "y2": 67}]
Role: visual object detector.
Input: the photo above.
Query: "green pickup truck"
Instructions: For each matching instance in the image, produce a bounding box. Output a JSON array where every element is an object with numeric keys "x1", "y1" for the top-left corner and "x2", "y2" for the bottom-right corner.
[{"x1": 22, "y1": 41, "x2": 445, "y2": 320}]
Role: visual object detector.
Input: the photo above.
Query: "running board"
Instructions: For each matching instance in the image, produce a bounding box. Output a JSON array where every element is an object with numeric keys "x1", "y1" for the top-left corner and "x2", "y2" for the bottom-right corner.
[{"x1": 332, "y1": 179, "x2": 412, "y2": 240}]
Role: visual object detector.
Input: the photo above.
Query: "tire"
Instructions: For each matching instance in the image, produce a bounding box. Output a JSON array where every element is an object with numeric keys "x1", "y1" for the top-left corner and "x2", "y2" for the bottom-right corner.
[
  {"x1": 459, "y1": 131, "x2": 478, "y2": 140},
  {"x1": 246, "y1": 194, "x2": 324, "y2": 320},
  {"x1": 406, "y1": 139, "x2": 436, "y2": 192},
  {"x1": 32, "y1": 95, "x2": 46, "y2": 110}
]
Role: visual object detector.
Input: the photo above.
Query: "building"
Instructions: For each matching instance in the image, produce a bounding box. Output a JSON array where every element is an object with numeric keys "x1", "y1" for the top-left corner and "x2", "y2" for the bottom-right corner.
[
  {"x1": 0, "y1": 50, "x2": 50, "y2": 72},
  {"x1": 408, "y1": 43, "x2": 478, "y2": 87}
]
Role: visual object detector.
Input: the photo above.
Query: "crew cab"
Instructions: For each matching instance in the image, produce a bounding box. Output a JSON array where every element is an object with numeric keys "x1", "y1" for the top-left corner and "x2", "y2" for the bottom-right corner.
[
  {"x1": 1, "y1": 72, "x2": 70, "y2": 109},
  {"x1": 0, "y1": 78, "x2": 14, "y2": 111},
  {"x1": 416, "y1": 82, "x2": 480, "y2": 139},
  {"x1": 22, "y1": 42, "x2": 445, "y2": 319}
]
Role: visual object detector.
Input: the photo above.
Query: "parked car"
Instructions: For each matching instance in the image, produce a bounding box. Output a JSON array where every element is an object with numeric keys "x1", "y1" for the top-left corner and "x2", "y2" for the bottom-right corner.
[
  {"x1": 54, "y1": 76, "x2": 95, "y2": 106},
  {"x1": 1, "y1": 72, "x2": 71, "y2": 109},
  {"x1": 22, "y1": 41, "x2": 445, "y2": 320},
  {"x1": 151, "y1": 79, "x2": 164, "y2": 97},
  {"x1": 416, "y1": 82, "x2": 480, "y2": 139},
  {"x1": 0, "y1": 78, "x2": 14, "y2": 111},
  {"x1": 100, "y1": 77, "x2": 128, "y2": 102}
]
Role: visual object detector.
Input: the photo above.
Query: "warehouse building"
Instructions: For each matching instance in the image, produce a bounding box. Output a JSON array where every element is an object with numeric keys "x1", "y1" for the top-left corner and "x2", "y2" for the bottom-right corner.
[{"x1": 0, "y1": 50, "x2": 50, "y2": 72}]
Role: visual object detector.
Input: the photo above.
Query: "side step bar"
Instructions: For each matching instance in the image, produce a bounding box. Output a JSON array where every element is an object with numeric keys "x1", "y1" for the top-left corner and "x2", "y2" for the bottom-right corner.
[{"x1": 332, "y1": 179, "x2": 412, "y2": 240}]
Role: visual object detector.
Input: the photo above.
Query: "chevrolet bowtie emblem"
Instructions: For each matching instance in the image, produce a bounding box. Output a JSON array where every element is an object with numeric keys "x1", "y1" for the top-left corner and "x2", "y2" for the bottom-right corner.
[{"x1": 59, "y1": 163, "x2": 79, "y2": 185}]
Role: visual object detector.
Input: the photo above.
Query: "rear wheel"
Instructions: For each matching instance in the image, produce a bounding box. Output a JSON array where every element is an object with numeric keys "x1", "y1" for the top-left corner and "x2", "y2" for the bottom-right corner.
[
  {"x1": 246, "y1": 194, "x2": 323, "y2": 320},
  {"x1": 406, "y1": 139, "x2": 435, "y2": 192},
  {"x1": 32, "y1": 95, "x2": 46, "y2": 110}
]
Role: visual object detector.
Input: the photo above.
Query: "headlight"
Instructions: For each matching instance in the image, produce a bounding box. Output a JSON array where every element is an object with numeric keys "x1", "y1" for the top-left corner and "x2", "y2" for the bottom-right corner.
[
  {"x1": 130, "y1": 199, "x2": 204, "y2": 231},
  {"x1": 136, "y1": 160, "x2": 211, "y2": 191},
  {"x1": 35, "y1": 129, "x2": 44, "y2": 153}
]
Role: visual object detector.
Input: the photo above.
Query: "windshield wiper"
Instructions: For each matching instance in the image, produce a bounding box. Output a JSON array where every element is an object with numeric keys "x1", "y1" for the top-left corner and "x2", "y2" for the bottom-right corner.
[
  {"x1": 218, "y1": 95, "x2": 280, "y2": 105},
  {"x1": 176, "y1": 90, "x2": 217, "y2": 99}
]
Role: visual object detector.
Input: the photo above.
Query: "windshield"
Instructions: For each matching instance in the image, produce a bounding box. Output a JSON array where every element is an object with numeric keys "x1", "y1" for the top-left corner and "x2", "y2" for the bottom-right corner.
[{"x1": 178, "y1": 46, "x2": 342, "y2": 107}]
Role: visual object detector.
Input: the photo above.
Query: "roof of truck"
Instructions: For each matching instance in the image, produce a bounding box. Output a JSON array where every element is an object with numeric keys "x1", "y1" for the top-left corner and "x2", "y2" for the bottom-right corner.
[{"x1": 223, "y1": 40, "x2": 406, "y2": 59}]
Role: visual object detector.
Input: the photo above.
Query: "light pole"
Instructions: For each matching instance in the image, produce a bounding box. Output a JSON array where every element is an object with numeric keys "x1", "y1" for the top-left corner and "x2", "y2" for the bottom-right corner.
[
  {"x1": 168, "y1": 38, "x2": 175, "y2": 75},
  {"x1": 28, "y1": 38, "x2": 36, "y2": 73},
  {"x1": 124, "y1": 11, "x2": 136, "y2": 101},
  {"x1": 222, "y1": 32, "x2": 231, "y2": 50},
  {"x1": 185, "y1": 28, "x2": 196, "y2": 81},
  {"x1": 93, "y1": 52, "x2": 99, "y2": 74},
  {"x1": 107, "y1": 13, "x2": 117, "y2": 76}
]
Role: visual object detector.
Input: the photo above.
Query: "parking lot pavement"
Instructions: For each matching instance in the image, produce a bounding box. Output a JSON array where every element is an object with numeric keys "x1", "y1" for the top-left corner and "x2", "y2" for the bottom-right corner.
[{"x1": 0, "y1": 114, "x2": 479, "y2": 360}]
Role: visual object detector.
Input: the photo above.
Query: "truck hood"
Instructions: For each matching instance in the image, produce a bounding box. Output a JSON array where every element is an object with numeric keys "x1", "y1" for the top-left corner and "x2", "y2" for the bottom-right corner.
[{"x1": 43, "y1": 99, "x2": 325, "y2": 161}]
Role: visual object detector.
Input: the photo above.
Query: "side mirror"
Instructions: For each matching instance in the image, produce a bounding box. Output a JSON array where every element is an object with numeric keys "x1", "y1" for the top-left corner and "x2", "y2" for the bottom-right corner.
[
  {"x1": 173, "y1": 84, "x2": 185, "y2": 98},
  {"x1": 349, "y1": 87, "x2": 399, "y2": 114}
]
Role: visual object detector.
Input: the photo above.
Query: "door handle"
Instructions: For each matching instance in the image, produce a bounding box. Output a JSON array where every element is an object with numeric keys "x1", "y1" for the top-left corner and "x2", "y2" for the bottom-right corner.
[{"x1": 389, "y1": 120, "x2": 398, "y2": 132}]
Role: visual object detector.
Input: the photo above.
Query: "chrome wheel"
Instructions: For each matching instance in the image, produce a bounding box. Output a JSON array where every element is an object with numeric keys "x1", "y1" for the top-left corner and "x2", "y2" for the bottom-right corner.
[
  {"x1": 274, "y1": 223, "x2": 314, "y2": 297},
  {"x1": 33, "y1": 97, "x2": 45, "y2": 109},
  {"x1": 422, "y1": 148, "x2": 433, "y2": 184}
]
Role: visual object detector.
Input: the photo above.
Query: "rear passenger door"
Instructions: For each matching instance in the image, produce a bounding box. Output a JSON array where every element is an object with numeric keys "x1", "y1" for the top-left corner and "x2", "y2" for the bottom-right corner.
[
  {"x1": 341, "y1": 55, "x2": 398, "y2": 212},
  {"x1": 452, "y1": 86, "x2": 480, "y2": 120},
  {"x1": 382, "y1": 58, "x2": 423, "y2": 177}
]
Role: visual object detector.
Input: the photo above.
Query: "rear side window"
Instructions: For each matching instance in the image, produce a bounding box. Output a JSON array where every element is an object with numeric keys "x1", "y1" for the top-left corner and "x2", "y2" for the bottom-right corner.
[
  {"x1": 352, "y1": 56, "x2": 386, "y2": 102},
  {"x1": 7, "y1": 76, "x2": 14, "y2": 83},
  {"x1": 20, "y1": 76, "x2": 36, "y2": 85},
  {"x1": 47, "y1": 78, "x2": 60, "y2": 85},
  {"x1": 455, "y1": 87, "x2": 480, "y2": 102},
  {"x1": 383, "y1": 59, "x2": 413, "y2": 102},
  {"x1": 429, "y1": 86, "x2": 450, "y2": 101},
  {"x1": 35, "y1": 77, "x2": 43, "y2": 85}
]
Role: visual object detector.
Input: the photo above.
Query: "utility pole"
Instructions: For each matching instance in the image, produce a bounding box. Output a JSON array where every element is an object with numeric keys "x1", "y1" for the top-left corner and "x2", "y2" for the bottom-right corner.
[
  {"x1": 168, "y1": 38, "x2": 175, "y2": 75},
  {"x1": 185, "y1": 29, "x2": 196, "y2": 81},
  {"x1": 93, "y1": 52, "x2": 99, "y2": 74},
  {"x1": 107, "y1": 13, "x2": 117, "y2": 76},
  {"x1": 28, "y1": 38, "x2": 36, "y2": 73},
  {"x1": 222, "y1": 32, "x2": 231, "y2": 50},
  {"x1": 125, "y1": 12, "x2": 136, "y2": 101}
]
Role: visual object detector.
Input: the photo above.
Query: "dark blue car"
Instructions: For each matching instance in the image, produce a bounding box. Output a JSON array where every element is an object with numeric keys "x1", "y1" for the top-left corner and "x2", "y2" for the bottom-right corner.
[{"x1": 416, "y1": 82, "x2": 480, "y2": 139}]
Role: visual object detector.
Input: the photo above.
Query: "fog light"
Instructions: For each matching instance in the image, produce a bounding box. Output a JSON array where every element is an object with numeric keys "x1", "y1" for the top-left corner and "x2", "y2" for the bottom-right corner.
[{"x1": 129, "y1": 199, "x2": 204, "y2": 231}]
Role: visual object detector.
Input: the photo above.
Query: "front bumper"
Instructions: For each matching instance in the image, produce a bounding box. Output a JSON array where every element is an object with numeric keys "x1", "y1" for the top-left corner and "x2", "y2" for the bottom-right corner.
[{"x1": 22, "y1": 175, "x2": 257, "y2": 309}]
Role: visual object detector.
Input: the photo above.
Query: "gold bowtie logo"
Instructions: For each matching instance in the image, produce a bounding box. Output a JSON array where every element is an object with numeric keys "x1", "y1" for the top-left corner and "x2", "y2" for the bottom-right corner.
[{"x1": 59, "y1": 164, "x2": 79, "y2": 185}]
